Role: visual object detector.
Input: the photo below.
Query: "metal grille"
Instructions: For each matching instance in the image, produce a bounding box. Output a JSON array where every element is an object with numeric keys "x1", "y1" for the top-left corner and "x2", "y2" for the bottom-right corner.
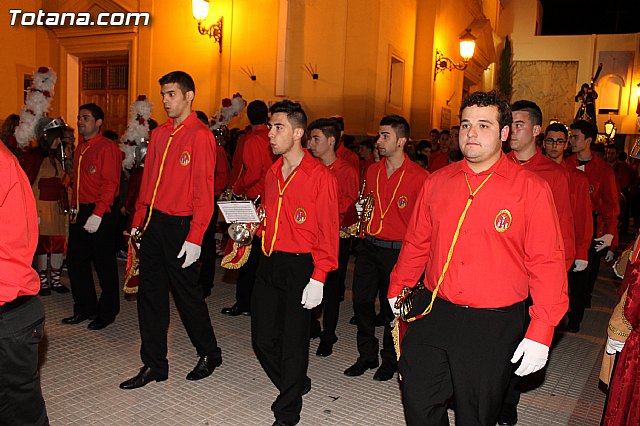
[
  {"x1": 82, "y1": 66, "x2": 105, "y2": 90},
  {"x1": 109, "y1": 64, "x2": 128, "y2": 90}
]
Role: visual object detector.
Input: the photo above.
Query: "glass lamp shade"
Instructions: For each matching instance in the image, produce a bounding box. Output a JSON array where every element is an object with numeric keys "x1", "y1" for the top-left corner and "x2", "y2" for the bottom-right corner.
[
  {"x1": 192, "y1": 0, "x2": 209, "y2": 21},
  {"x1": 459, "y1": 29, "x2": 476, "y2": 62},
  {"x1": 604, "y1": 119, "x2": 615, "y2": 137}
]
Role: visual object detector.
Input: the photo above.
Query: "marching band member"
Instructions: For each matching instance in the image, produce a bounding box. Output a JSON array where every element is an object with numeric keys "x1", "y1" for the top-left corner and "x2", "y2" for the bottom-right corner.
[
  {"x1": 388, "y1": 91, "x2": 567, "y2": 425},
  {"x1": 252, "y1": 100, "x2": 338, "y2": 426},
  {"x1": 63, "y1": 103, "x2": 121, "y2": 330},
  {"x1": 307, "y1": 118, "x2": 359, "y2": 357},
  {"x1": 120, "y1": 71, "x2": 222, "y2": 389},
  {"x1": 344, "y1": 115, "x2": 428, "y2": 381}
]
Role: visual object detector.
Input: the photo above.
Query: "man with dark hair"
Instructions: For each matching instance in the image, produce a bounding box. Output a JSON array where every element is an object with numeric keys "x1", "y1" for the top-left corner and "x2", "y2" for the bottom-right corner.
[
  {"x1": 565, "y1": 120, "x2": 619, "y2": 330},
  {"x1": 330, "y1": 115, "x2": 361, "y2": 177},
  {"x1": 428, "y1": 129, "x2": 450, "y2": 172},
  {"x1": 221, "y1": 99, "x2": 275, "y2": 314},
  {"x1": 358, "y1": 138, "x2": 376, "y2": 180},
  {"x1": 252, "y1": 100, "x2": 338, "y2": 426},
  {"x1": 544, "y1": 121, "x2": 593, "y2": 339},
  {"x1": 389, "y1": 91, "x2": 567, "y2": 425},
  {"x1": 120, "y1": 71, "x2": 222, "y2": 389},
  {"x1": 450, "y1": 125, "x2": 460, "y2": 151},
  {"x1": 499, "y1": 100, "x2": 575, "y2": 425},
  {"x1": 307, "y1": 118, "x2": 359, "y2": 357},
  {"x1": 344, "y1": 114, "x2": 428, "y2": 382},
  {"x1": 63, "y1": 103, "x2": 122, "y2": 330},
  {"x1": 0, "y1": 133, "x2": 49, "y2": 426}
]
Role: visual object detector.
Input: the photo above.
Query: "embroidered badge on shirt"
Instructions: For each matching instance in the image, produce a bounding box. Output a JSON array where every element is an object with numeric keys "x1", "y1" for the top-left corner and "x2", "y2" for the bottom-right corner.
[
  {"x1": 397, "y1": 195, "x2": 408, "y2": 209},
  {"x1": 494, "y1": 209, "x2": 512, "y2": 232},
  {"x1": 294, "y1": 207, "x2": 307, "y2": 224},
  {"x1": 179, "y1": 151, "x2": 191, "y2": 166},
  {"x1": 88, "y1": 163, "x2": 97, "y2": 174}
]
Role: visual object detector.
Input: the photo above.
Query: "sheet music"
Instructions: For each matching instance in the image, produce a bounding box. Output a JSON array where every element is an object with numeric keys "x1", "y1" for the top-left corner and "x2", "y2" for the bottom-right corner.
[{"x1": 217, "y1": 200, "x2": 261, "y2": 223}]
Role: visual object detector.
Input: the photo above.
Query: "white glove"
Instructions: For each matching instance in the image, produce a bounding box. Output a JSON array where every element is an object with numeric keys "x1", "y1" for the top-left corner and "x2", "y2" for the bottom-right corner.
[
  {"x1": 83, "y1": 214, "x2": 102, "y2": 233},
  {"x1": 511, "y1": 338, "x2": 549, "y2": 376},
  {"x1": 606, "y1": 337, "x2": 625, "y2": 354},
  {"x1": 301, "y1": 278, "x2": 323, "y2": 309},
  {"x1": 177, "y1": 241, "x2": 201, "y2": 268},
  {"x1": 573, "y1": 259, "x2": 588, "y2": 272},
  {"x1": 594, "y1": 234, "x2": 614, "y2": 252},
  {"x1": 355, "y1": 200, "x2": 364, "y2": 218},
  {"x1": 388, "y1": 297, "x2": 400, "y2": 316},
  {"x1": 605, "y1": 250, "x2": 615, "y2": 263}
]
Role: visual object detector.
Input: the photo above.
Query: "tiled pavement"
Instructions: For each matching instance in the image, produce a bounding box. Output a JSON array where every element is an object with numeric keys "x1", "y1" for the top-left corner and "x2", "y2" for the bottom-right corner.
[{"x1": 39, "y1": 253, "x2": 618, "y2": 425}]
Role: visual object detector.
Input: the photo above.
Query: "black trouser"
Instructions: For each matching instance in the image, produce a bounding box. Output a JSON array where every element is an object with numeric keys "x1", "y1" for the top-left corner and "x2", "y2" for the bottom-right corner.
[
  {"x1": 352, "y1": 238, "x2": 399, "y2": 367},
  {"x1": 584, "y1": 212, "x2": 603, "y2": 310},
  {"x1": 234, "y1": 237, "x2": 262, "y2": 311},
  {"x1": 0, "y1": 297, "x2": 48, "y2": 426},
  {"x1": 198, "y1": 206, "x2": 220, "y2": 297},
  {"x1": 251, "y1": 252, "x2": 313, "y2": 425},
  {"x1": 319, "y1": 237, "x2": 352, "y2": 345},
  {"x1": 399, "y1": 291, "x2": 525, "y2": 426},
  {"x1": 138, "y1": 210, "x2": 221, "y2": 376},
  {"x1": 568, "y1": 266, "x2": 590, "y2": 327},
  {"x1": 67, "y1": 203, "x2": 120, "y2": 321}
]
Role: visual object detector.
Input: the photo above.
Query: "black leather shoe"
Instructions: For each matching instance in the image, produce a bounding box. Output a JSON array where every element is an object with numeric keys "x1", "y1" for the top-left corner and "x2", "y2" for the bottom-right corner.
[
  {"x1": 61, "y1": 313, "x2": 94, "y2": 324},
  {"x1": 186, "y1": 355, "x2": 222, "y2": 380},
  {"x1": 497, "y1": 403, "x2": 518, "y2": 425},
  {"x1": 373, "y1": 364, "x2": 397, "y2": 381},
  {"x1": 88, "y1": 318, "x2": 114, "y2": 330},
  {"x1": 302, "y1": 376, "x2": 311, "y2": 396},
  {"x1": 344, "y1": 358, "x2": 379, "y2": 377},
  {"x1": 120, "y1": 366, "x2": 167, "y2": 390},
  {"x1": 272, "y1": 420, "x2": 295, "y2": 426},
  {"x1": 316, "y1": 341, "x2": 333, "y2": 357},
  {"x1": 221, "y1": 304, "x2": 250, "y2": 316}
]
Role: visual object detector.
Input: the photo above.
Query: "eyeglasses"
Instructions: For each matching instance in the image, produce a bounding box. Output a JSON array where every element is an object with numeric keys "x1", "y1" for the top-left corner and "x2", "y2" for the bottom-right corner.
[{"x1": 544, "y1": 138, "x2": 566, "y2": 146}]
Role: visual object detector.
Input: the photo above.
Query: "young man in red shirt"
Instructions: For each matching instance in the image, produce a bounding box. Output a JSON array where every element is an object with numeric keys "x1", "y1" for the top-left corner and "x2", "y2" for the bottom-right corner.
[
  {"x1": 307, "y1": 118, "x2": 359, "y2": 357},
  {"x1": 345, "y1": 115, "x2": 428, "y2": 382},
  {"x1": 252, "y1": 101, "x2": 338, "y2": 426},
  {"x1": 0, "y1": 140, "x2": 49, "y2": 426},
  {"x1": 389, "y1": 91, "x2": 568, "y2": 425},
  {"x1": 120, "y1": 71, "x2": 221, "y2": 389},
  {"x1": 63, "y1": 103, "x2": 122, "y2": 330}
]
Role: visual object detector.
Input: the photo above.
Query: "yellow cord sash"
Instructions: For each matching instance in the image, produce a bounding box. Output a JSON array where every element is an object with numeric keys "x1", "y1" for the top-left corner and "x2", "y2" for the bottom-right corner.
[
  {"x1": 69, "y1": 144, "x2": 92, "y2": 224},
  {"x1": 406, "y1": 171, "x2": 495, "y2": 322},
  {"x1": 140, "y1": 124, "x2": 185, "y2": 235},
  {"x1": 261, "y1": 170, "x2": 299, "y2": 256},
  {"x1": 366, "y1": 167, "x2": 406, "y2": 236}
]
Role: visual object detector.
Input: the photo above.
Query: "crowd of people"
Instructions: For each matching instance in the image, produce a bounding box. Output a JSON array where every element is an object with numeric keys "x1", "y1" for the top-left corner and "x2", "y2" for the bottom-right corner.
[{"x1": 1, "y1": 71, "x2": 639, "y2": 426}]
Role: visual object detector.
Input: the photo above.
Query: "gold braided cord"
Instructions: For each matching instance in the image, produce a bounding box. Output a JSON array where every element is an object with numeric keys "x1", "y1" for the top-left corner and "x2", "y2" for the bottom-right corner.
[
  {"x1": 141, "y1": 125, "x2": 185, "y2": 235},
  {"x1": 406, "y1": 172, "x2": 495, "y2": 322},
  {"x1": 261, "y1": 170, "x2": 299, "y2": 257},
  {"x1": 366, "y1": 167, "x2": 406, "y2": 236}
]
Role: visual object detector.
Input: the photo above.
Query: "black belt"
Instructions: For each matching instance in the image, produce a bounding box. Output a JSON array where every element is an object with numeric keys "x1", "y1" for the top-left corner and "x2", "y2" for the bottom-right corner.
[
  {"x1": 0, "y1": 295, "x2": 35, "y2": 314},
  {"x1": 365, "y1": 236, "x2": 402, "y2": 250}
]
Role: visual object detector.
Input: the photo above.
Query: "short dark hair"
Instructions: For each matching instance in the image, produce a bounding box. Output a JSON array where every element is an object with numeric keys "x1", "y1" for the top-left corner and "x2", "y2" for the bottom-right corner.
[
  {"x1": 418, "y1": 140, "x2": 432, "y2": 152},
  {"x1": 380, "y1": 115, "x2": 410, "y2": 140},
  {"x1": 591, "y1": 143, "x2": 605, "y2": 154},
  {"x1": 360, "y1": 138, "x2": 374, "y2": 153},
  {"x1": 158, "y1": 71, "x2": 196, "y2": 95},
  {"x1": 460, "y1": 91, "x2": 512, "y2": 130},
  {"x1": 270, "y1": 100, "x2": 307, "y2": 130},
  {"x1": 331, "y1": 116, "x2": 345, "y2": 132},
  {"x1": 569, "y1": 120, "x2": 598, "y2": 142},
  {"x1": 79, "y1": 103, "x2": 105, "y2": 122},
  {"x1": 605, "y1": 144, "x2": 618, "y2": 152},
  {"x1": 414, "y1": 153, "x2": 428, "y2": 166},
  {"x1": 103, "y1": 130, "x2": 118, "y2": 141},
  {"x1": 247, "y1": 100, "x2": 268, "y2": 125},
  {"x1": 545, "y1": 122, "x2": 568, "y2": 139},
  {"x1": 195, "y1": 110, "x2": 210, "y2": 127},
  {"x1": 511, "y1": 100, "x2": 543, "y2": 126},
  {"x1": 440, "y1": 129, "x2": 450, "y2": 136},
  {"x1": 308, "y1": 118, "x2": 341, "y2": 145}
]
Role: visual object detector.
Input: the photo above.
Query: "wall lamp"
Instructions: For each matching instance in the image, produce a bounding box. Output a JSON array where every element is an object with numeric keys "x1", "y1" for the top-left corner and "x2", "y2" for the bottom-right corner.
[
  {"x1": 434, "y1": 28, "x2": 476, "y2": 80},
  {"x1": 604, "y1": 115, "x2": 616, "y2": 142},
  {"x1": 192, "y1": 0, "x2": 223, "y2": 53}
]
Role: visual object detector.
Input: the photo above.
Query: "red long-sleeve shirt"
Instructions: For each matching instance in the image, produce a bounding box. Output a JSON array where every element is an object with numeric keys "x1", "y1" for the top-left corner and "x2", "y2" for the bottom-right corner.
[
  {"x1": 0, "y1": 143, "x2": 39, "y2": 304},
  {"x1": 328, "y1": 157, "x2": 359, "y2": 227},
  {"x1": 232, "y1": 125, "x2": 274, "y2": 199},
  {"x1": 215, "y1": 143, "x2": 229, "y2": 197},
  {"x1": 364, "y1": 155, "x2": 429, "y2": 241},
  {"x1": 566, "y1": 155, "x2": 619, "y2": 239},
  {"x1": 133, "y1": 112, "x2": 216, "y2": 246},
  {"x1": 337, "y1": 144, "x2": 360, "y2": 180},
  {"x1": 71, "y1": 134, "x2": 121, "y2": 217},
  {"x1": 389, "y1": 154, "x2": 568, "y2": 346},
  {"x1": 562, "y1": 161, "x2": 593, "y2": 261},
  {"x1": 229, "y1": 133, "x2": 246, "y2": 187},
  {"x1": 261, "y1": 149, "x2": 339, "y2": 282},
  {"x1": 507, "y1": 150, "x2": 575, "y2": 270}
]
